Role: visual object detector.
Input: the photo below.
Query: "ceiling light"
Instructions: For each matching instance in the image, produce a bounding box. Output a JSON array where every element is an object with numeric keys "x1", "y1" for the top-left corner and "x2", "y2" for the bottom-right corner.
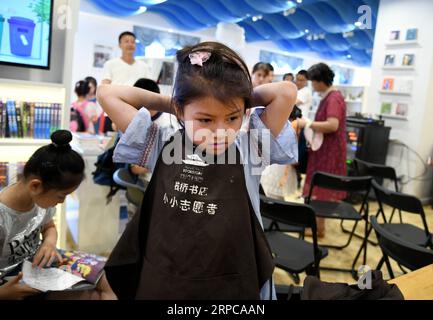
[
  {"x1": 297, "y1": 0, "x2": 303, "y2": 3},
  {"x1": 137, "y1": 6, "x2": 147, "y2": 14},
  {"x1": 304, "y1": 29, "x2": 309, "y2": 33}
]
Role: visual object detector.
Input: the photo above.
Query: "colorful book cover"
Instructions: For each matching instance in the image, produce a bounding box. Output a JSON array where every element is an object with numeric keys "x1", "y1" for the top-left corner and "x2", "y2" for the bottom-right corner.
[
  {"x1": 406, "y1": 28, "x2": 418, "y2": 41},
  {"x1": 0, "y1": 101, "x2": 3, "y2": 138},
  {"x1": 56, "y1": 250, "x2": 107, "y2": 285},
  {"x1": 396, "y1": 103, "x2": 408, "y2": 117},
  {"x1": 4, "y1": 103, "x2": 10, "y2": 138},
  {"x1": 15, "y1": 104, "x2": 23, "y2": 138},
  {"x1": 380, "y1": 102, "x2": 392, "y2": 114},
  {"x1": 382, "y1": 78, "x2": 394, "y2": 91},
  {"x1": 29, "y1": 103, "x2": 35, "y2": 138},
  {"x1": 35, "y1": 104, "x2": 41, "y2": 139},
  {"x1": 43, "y1": 104, "x2": 50, "y2": 139},
  {"x1": 7, "y1": 101, "x2": 18, "y2": 138},
  {"x1": 22, "y1": 102, "x2": 29, "y2": 138}
]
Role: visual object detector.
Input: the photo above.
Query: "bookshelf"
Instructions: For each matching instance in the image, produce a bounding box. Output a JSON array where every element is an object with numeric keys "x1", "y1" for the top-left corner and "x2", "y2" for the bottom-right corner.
[
  {"x1": 378, "y1": 90, "x2": 411, "y2": 96},
  {"x1": 336, "y1": 84, "x2": 368, "y2": 115},
  {"x1": 385, "y1": 40, "x2": 419, "y2": 47},
  {"x1": 0, "y1": 79, "x2": 68, "y2": 249}
]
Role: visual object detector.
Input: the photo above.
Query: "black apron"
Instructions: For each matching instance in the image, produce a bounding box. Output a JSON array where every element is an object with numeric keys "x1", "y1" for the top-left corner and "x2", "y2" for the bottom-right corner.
[{"x1": 105, "y1": 131, "x2": 274, "y2": 300}]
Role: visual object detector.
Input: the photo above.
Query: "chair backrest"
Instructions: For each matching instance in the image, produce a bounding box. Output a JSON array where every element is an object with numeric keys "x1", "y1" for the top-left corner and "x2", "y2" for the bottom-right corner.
[
  {"x1": 260, "y1": 194, "x2": 322, "y2": 255},
  {"x1": 372, "y1": 180, "x2": 423, "y2": 214},
  {"x1": 371, "y1": 216, "x2": 433, "y2": 271},
  {"x1": 354, "y1": 158, "x2": 398, "y2": 191},
  {"x1": 308, "y1": 171, "x2": 372, "y2": 198},
  {"x1": 372, "y1": 180, "x2": 430, "y2": 238}
]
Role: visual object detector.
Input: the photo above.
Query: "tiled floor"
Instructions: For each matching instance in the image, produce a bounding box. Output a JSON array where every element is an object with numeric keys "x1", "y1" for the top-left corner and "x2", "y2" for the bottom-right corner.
[{"x1": 273, "y1": 200, "x2": 433, "y2": 286}]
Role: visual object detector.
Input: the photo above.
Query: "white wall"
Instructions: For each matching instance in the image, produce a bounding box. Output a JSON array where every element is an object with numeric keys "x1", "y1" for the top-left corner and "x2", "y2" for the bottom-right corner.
[{"x1": 366, "y1": 0, "x2": 433, "y2": 199}]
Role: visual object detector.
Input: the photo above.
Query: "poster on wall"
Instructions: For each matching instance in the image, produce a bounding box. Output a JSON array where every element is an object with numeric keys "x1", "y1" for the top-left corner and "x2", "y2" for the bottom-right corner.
[
  {"x1": 259, "y1": 50, "x2": 304, "y2": 76},
  {"x1": 384, "y1": 54, "x2": 395, "y2": 66},
  {"x1": 93, "y1": 44, "x2": 113, "y2": 68},
  {"x1": 402, "y1": 54, "x2": 415, "y2": 66},
  {"x1": 405, "y1": 28, "x2": 418, "y2": 41},
  {"x1": 133, "y1": 25, "x2": 200, "y2": 58},
  {"x1": 331, "y1": 65, "x2": 354, "y2": 85},
  {"x1": 389, "y1": 30, "x2": 400, "y2": 41},
  {"x1": 0, "y1": 0, "x2": 53, "y2": 69}
]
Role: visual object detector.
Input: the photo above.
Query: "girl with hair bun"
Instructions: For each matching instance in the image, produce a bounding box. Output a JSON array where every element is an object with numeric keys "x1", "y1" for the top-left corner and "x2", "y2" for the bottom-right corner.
[{"x1": 0, "y1": 130, "x2": 114, "y2": 300}]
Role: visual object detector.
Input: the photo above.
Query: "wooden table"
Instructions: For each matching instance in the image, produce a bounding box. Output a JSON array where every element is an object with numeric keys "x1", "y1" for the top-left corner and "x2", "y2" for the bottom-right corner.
[{"x1": 389, "y1": 264, "x2": 433, "y2": 300}]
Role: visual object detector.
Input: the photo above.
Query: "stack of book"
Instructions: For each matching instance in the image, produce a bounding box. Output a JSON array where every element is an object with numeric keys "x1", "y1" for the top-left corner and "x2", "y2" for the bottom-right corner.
[{"x1": 0, "y1": 100, "x2": 62, "y2": 139}]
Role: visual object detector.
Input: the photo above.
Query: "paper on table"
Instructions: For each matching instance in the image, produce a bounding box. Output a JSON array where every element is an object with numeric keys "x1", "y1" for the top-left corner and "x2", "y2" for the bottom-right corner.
[{"x1": 22, "y1": 260, "x2": 84, "y2": 292}]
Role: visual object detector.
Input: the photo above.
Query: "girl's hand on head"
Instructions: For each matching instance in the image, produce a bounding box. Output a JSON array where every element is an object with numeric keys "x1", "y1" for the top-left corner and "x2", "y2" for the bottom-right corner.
[
  {"x1": 32, "y1": 241, "x2": 63, "y2": 268},
  {"x1": 0, "y1": 273, "x2": 40, "y2": 300}
]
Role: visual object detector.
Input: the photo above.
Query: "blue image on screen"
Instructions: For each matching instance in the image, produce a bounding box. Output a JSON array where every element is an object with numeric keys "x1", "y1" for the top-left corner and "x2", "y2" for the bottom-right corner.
[{"x1": 0, "y1": 0, "x2": 52, "y2": 69}]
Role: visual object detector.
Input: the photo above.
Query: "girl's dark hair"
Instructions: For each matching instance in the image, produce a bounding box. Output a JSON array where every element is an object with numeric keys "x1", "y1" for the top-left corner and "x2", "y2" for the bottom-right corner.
[
  {"x1": 85, "y1": 76, "x2": 97, "y2": 89},
  {"x1": 23, "y1": 130, "x2": 85, "y2": 191},
  {"x1": 307, "y1": 63, "x2": 335, "y2": 86},
  {"x1": 134, "y1": 78, "x2": 160, "y2": 93},
  {"x1": 75, "y1": 80, "x2": 90, "y2": 97},
  {"x1": 173, "y1": 42, "x2": 253, "y2": 116},
  {"x1": 296, "y1": 70, "x2": 308, "y2": 78},
  {"x1": 252, "y1": 62, "x2": 271, "y2": 75}
]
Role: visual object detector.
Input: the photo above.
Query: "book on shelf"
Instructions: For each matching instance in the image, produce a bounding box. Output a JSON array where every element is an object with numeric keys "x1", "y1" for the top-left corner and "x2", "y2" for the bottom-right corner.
[{"x1": 0, "y1": 100, "x2": 62, "y2": 140}]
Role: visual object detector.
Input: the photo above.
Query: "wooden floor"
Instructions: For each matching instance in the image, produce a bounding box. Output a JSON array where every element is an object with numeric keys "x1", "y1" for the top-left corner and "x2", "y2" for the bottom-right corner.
[{"x1": 274, "y1": 198, "x2": 433, "y2": 286}]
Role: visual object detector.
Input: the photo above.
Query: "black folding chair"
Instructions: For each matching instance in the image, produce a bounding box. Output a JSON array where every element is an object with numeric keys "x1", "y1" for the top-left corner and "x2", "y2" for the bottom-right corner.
[
  {"x1": 260, "y1": 194, "x2": 328, "y2": 284},
  {"x1": 353, "y1": 158, "x2": 401, "y2": 223},
  {"x1": 113, "y1": 167, "x2": 148, "y2": 207},
  {"x1": 370, "y1": 216, "x2": 433, "y2": 279},
  {"x1": 305, "y1": 171, "x2": 372, "y2": 275},
  {"x1": 259, "y1": 184, "x2": 303, "y2": 235},
  {"x1": 353, "y1": 180, "x2": 433, "y2": 277}
]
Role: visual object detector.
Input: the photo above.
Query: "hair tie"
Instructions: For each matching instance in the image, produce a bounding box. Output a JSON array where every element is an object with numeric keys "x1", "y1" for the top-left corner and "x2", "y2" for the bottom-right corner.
[{"x1": 189, "y1": 51, "x2": 211, "y2": 67}]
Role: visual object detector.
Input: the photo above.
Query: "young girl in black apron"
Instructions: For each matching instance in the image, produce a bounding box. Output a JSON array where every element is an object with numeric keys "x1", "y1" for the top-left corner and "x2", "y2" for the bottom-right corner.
[{"x1": 97, "y1": 42, "x2": 298, "y2": 300}]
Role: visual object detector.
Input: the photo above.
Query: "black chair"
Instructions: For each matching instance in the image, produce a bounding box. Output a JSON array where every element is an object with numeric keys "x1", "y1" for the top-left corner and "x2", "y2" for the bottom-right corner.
[
  {"x1": 305, "y1": 171, "x2": 372, "y2": 275},
  {"x1": 353, "y1": 158, "x2": 401, "y2": 223},
  {"x1": 353, "y1": 180, "x2": 433, "y2": 277},
  {"x1": 373, "y1": 180, "x2": 432, "y2": 248},
  {"x1": 260, "y1": 194, "x2": 328, "y2": 283},
  {"x1": 259, "y1": 184, "x2": 303, "y2": 235},
  {"x1": 113, "y1": 167, "x2": 148, "y2": 207},
  {"x1": 370, "y1": 216, "x2": 433, "y2": 279}
]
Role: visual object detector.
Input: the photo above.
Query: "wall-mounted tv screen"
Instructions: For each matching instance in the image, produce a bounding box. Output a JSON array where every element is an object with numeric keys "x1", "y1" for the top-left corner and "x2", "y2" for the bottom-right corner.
[{"x1": 0, "y1": 0, "x2": 53, "y2": 69}]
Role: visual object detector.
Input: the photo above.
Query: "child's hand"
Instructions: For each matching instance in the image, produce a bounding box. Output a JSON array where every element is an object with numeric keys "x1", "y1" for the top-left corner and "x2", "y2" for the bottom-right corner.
[
  {"x1": 0, "y1": 273, "x2": 40, "y2": 300},
  {"x1": 32, "y1": 242, "x2": 63, "y2": 268}
]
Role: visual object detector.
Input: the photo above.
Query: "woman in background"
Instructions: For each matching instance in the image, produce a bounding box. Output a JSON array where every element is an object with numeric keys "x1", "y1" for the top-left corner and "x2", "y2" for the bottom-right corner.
[{"x1": 298, "y1": 63, "x2": 347, "y2": 237}]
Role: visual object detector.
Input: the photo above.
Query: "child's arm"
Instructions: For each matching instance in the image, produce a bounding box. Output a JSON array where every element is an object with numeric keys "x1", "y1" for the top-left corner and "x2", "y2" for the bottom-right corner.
[
  {"x1": 252, "y1": 81, "x2": 297, "y2": 137},
  {"x1": 97, "y1": 84, "x2": 172, "y2": 133},
  {"x1": 32, "y1": 219, "x2": 62, "y2": 268},
  {"x1": 0, "y1": 273, "x2": 40, "y2": 300}
]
